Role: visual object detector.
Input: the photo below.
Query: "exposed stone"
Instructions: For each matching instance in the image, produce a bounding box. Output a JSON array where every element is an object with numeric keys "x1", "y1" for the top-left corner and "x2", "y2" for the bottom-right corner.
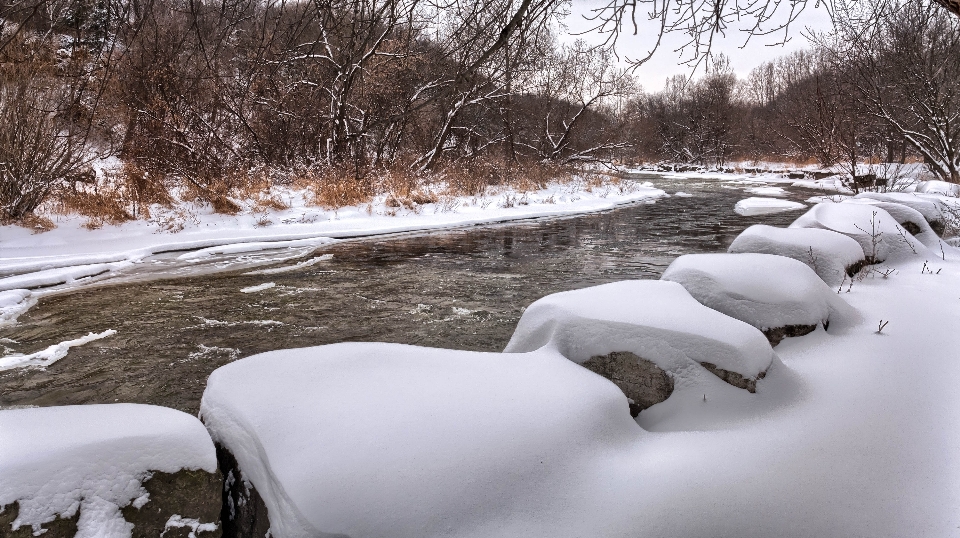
[
  {"x1": 581, "y1": 352, "x2": 674, "y2": 417},
  {"x1": 0, "y1": 501, "x2": 79, "y2": 538},
  {"x1": 217, "y1": 445, "x2": 271, "y2": 538},
  {"x1": 122, "y1": 469, "x2": 223, "y2": 538},
  {"x1": 899, "y1": 220, "x2": 923, "y2": 236},
  {"x1": 699, "y1": 362, "x2": 766, "y2": 393},
  {"x1": 762, "y1": 324, "x2": 819, "y2": 347}
]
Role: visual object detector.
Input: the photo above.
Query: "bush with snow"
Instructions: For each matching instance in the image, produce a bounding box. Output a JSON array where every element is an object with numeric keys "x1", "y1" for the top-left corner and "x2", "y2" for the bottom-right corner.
[
  {"x1": 789, "y1": 203, "x2": 930, "y2": 262},
  {"x1": 727, "y1": 225, "x2": 865, "y2": 287},
  {"x1": 661, "y1": 253, "x2": 860, "y2": 344},
  {"x1": 0, "y1": 404, "x2": 219, "y2": 538},
  {"x1": 504, "y1": 280, "x2": 775, "y2": 391},
  {"x1": 199, "y1": 343, "x2": 640, "y2": 538}
]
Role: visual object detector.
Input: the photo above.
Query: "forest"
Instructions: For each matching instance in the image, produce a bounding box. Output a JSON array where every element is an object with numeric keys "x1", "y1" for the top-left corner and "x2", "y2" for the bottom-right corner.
[{"x1": 1, "y1": 0, "x2": 958, "y2": 223}]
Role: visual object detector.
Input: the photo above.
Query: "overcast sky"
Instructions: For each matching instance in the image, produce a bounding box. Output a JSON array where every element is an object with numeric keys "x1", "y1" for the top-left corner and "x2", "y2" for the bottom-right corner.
[{"x1": 560, "y1": 0, "x2": 833, "y2": 91}]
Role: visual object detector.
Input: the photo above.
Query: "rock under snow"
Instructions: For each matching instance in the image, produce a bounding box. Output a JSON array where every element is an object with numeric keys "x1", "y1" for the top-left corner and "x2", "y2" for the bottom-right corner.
[
  {"x1": 199, "y1": 343, "x2": 640, "y2": 538},
  {"x1": 734, "y1": 197, "x2": 806, "y2": 216},
  {"x1": 842, "y1": 199, "x2": 942, "y2": 248},
  {"x1": 661, "y1": 253, "x2": 860, "y2": 345},
  {"x1": 504, "y1": 280, "x2": 776, "y2": 392},
  {"x1": 0, "y1": 404, "x2": 219, "y2": 538},
  {"x1": 915, "y1": 180, "x2": 960, "y2": 197},
  {"x1": 727, "y1": 225, "x2": 865, "y2": 287},
  {"x1": 852, "y1": 192, "x2": 945, "y2": 234},
  {"x1": 789, "y1": 203, "x2": 930, "y2": 262}
]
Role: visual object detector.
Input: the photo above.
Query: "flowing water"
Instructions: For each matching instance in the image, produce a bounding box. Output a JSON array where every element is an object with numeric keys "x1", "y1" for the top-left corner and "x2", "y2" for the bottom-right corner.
[{"x1": 0, "y1": 176, "x2": 822, "y2": 413}]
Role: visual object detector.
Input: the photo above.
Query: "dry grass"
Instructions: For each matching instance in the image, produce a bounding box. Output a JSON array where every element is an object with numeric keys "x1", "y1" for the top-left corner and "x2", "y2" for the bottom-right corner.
[{"x1": 5, "y1": 213, "x2": 56, "y2": 233}]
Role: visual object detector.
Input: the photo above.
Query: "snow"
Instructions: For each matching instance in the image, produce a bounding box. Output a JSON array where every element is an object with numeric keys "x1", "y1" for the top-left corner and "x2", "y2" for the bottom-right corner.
[
  {"x1": 0, "y1": 289, "x2": 36, "y2": 328},
  {"x1": 734, "y1": 197, "x2": 806, "y2": 216},
  {"x1": 197, "y1": 246, "x2": 960, "y2": 537},
  {"x1": 852, "y1": 192, "x2": 944, "y2": 228},
  {"x1": 660, "y1": 253, "x2": 860, "y2": 332},
  {"x1": 503, "y1": 280, "x2": 775, "y2": 380},
  {"x1": 843, "y1": 199, "x2": 942, "y2": 248},
  {"x1": 727, "y1": 225, "x2": 865, "y2": 286},
  {"x1": 915, "y1": 180, "x2": 960, "y2": 197},
  {"x1": 790, "y1": 203, "x2": 931, "y2": 262},
  {"x1": 791, "y1": 177, "x2": 853, "y2": 194},
  {"x1": 673, "y1": 191, "x2": 693, "y2": 197},
  {"x1": 0, "y1": 404, "x2": 216, "y2": 537},
  {"x1": 239, "y1": 282, "x2": 276, "y2": 293},
  {"x1": 243, "y1": 255, "x2": 333, "y2": 275},
  {"x1": 199, "y1": 343, "x2": 640, "y2": 538},
  {"x1": 164, "y1": 515, "x2": 219, "y2": 538},
  {"x1": 744, "y1": 186, "x2": 788, "y2": 197},
  {"x1": 0, "y1": 330, "x2": 117, "y2": 371}
]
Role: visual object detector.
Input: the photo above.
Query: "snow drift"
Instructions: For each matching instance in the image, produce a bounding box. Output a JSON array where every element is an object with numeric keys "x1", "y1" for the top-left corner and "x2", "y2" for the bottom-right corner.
[
  {"x1": 727, "y1": 225, "x2": 865, "y2": 286},
  {"x1": 789, "y1": 203, "x2": 929, "y2": 262}
]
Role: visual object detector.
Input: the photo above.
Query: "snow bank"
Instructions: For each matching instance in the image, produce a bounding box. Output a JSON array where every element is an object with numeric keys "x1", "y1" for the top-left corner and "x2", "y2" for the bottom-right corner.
[
  {"x1": 199, "y1": 343, "x2": 639, "y2": 538},
  {"x1": 843, "y1": 199, "x2": 942, "y2": 248},
  {"x1": 504, "y1": 280, "x2": 775, "y2": 381},
  {"x1": 915, "y1": 180, "x2": 960, "y2": 197},
  {"x1": 661, "y1": 253, "x2": 859, "y2": 338},
  {"x1": 0, "y1": 404, "x2": 216, "y2": 537},
  {"x1": 734, "y1": 197, "x2": 806, "y2": 216},
  {"x1": 727, "y1": 225, "x2": 865, "y2": 286},
  {"x1": 790, "y1": 203, "x2": 930, "y2": 262},
  {"x1": 0, "y1": 330, "x2": 117, "y2": 371}
]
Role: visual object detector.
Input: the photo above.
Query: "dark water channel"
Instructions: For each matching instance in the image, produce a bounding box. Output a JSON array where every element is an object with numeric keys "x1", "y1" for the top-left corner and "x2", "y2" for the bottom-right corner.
[{"x1": 0, "y1": 177, "x2": 820, "y2": 413}]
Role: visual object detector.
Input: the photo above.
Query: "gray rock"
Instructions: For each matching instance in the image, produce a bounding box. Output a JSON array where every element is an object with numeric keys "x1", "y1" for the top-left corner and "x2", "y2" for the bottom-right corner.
[
  {"x1": 0, "y1": 501, "x2": 78, "y2": 538},
  {"x1": 122, "y1": 469, "x2": 223, "y2": 538},
  {"x1": 699, "y1": 362, "x2": 767, "y2": 393},
  {"x1": 581, "y1": 352, "x2": 674, "y2": 417},
  {"x1": 216, "y1": 445, "x2": 271, "y2": 538}
]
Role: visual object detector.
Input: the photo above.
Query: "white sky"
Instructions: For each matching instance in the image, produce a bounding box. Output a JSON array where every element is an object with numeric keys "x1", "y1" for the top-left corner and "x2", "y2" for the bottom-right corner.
[{"x1": 561, "y1": 0, "x2": 833, "y2": 91}]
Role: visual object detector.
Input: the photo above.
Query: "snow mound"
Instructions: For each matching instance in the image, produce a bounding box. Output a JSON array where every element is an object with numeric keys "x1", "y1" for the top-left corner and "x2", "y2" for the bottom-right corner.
[
  {"x1": 852, "y1": 192, "x2": 944, "y2": 230},
  {"x1": 661, "y1": 253, "x2": 860, "y2": 338},
  {"x1": 728, "y1": 225, "x2": 865, "y2": 287},
  {"x1": 0, "y1": 404, "x2": 216, "y2": 537},
  {"x1": 504, "y1": 280, "x2": 775, "y2": 381},
  {"x1": 744, "y1": 186, "x2": 788, "y2": 197},
  {"x1": 843, "y1": 199, "x2": 942, "y2": 248},
  {"x1": 200, "y1": 343, "x2": 639, "y2": 538},
  {"x1": 734, "y1": 197, "x2": 806, "y2": 216},
  {"x1": 790, "y1": 203, "x2": 930, "y2": 262},
  {"x1": 791, "y1": 177, "x2": 853, "y2": 194},
  {"x1": 915, "y1": 180, "x2": 960, "y2": 197}
]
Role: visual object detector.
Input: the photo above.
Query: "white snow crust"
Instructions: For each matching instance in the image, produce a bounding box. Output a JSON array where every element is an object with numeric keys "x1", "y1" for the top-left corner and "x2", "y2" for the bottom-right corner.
[
  {"x1": 661, "y1": 253, "x2": 860, "y2": 332},
  {"x1": 727, "y1": 225, "x2": 865, "y2": 286},
  {"x1": 0, "y1": 404, "x2": 216, "y2": 537},
  {"x1": 199, "y1": 343, "x2": 639, "y2": 538},
  {"x1": 0, "y1": 289, "x2": 36, "y2": 328},
  {"x1": 791, "y1": 177, "x2": 853, "y2": 194},
  {"x1": 852, "y1": 192, "x2": 944, "y2": 227},
  {"x1": 744, "y1": 186, "x2": 788, "y2": 197},
  {"x1": 504, "y1": 280, "x2": 775, "y2": 379},
  {"x1": 734, "y1": 197, "x2": 806, "y2": 216},
  {"x1": 789, "y1": 203, "x2": 930, "y2": 261},
  {"x1": 0, "y1": 330, "x2": 117, "y2": 371}
]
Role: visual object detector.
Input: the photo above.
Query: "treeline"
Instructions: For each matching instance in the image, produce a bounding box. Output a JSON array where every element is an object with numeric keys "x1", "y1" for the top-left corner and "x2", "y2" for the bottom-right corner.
[{"x1": 0, "y1": 0, "x2": 957, "y2": 222}]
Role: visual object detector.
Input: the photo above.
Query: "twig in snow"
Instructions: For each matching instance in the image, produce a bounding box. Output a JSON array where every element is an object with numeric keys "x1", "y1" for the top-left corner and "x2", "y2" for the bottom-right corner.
[
  {"x1": 895, "y1": 225, "x2": 917, "y2": 254},
  {"x1": 876, "y1": 320, "x2": 889, "y2": 334}
]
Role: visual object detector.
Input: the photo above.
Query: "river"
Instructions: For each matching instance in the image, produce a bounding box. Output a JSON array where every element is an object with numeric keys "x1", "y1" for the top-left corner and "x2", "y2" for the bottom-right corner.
[{"x1": 0, "y1": 175, "x2": 821, "y2": 413}]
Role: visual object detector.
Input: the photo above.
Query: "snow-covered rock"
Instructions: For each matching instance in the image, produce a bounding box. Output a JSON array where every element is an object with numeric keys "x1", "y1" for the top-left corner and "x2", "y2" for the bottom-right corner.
[
  {"x1": 661, "y1": 253, "x2": 860, "y2": 345},
  {"x1": 915, "y1": 180, "x2": 960, "y2": 197},
  {"x1": 734, "y1": 197, "x2": 806, "y2": 216},
  {"x1": 727, "y1": 225, "x2": 865, "y2": 287},
  {"x1": 843, "y1": 199, "x2": 942, "y2": 248},
  {"x1": 789, "y1": 203, "x2": 930, "y2": 262},
  {"x1": 0, "y1": 404, "x2": 219, "y2": 538},
  {"x1": 199, "y1": 343, "x2": 639, "y2": 538},
  {"x1": 852, "y1": 192, "x2": 945, "y2": 235},
  {"x1": 744, "y1": 186, "x2": 788, "y2": 197},
  {"x1": 504, "y1": 280, "x2": 776, "y2": 392}
]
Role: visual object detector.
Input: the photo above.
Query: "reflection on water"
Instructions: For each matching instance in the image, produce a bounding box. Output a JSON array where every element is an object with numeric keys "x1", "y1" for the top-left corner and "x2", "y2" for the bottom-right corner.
[{"x1": 0, "y1": 178, "x2": 818, "y2": 413}]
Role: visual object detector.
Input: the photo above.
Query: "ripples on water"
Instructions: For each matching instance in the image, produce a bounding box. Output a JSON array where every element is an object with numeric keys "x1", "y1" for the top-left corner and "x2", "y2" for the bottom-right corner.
[{"x1": 0, "y1": 178, "x2": 820, "y2": 413}]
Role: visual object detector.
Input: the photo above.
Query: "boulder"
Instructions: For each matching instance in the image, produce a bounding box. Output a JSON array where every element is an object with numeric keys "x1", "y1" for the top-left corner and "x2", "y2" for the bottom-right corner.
[
  {"x1": 0, "y1": 404, "x2": 220, "y2": 538},
  {"x1": 790, "y1": 203, "x2": 930, "y2": 263},
  {"x1": 728, "y1": 225, "x2": 866, "y2": 286},
  {"x1": 661, "y1": 253, "x2": 860, "y2": 346}
]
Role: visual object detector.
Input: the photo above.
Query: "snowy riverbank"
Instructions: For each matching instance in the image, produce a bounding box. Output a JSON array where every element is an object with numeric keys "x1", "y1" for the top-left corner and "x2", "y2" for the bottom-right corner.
[{"x1": 3, "y1": 194, "x2": 960, "y2": 537}]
